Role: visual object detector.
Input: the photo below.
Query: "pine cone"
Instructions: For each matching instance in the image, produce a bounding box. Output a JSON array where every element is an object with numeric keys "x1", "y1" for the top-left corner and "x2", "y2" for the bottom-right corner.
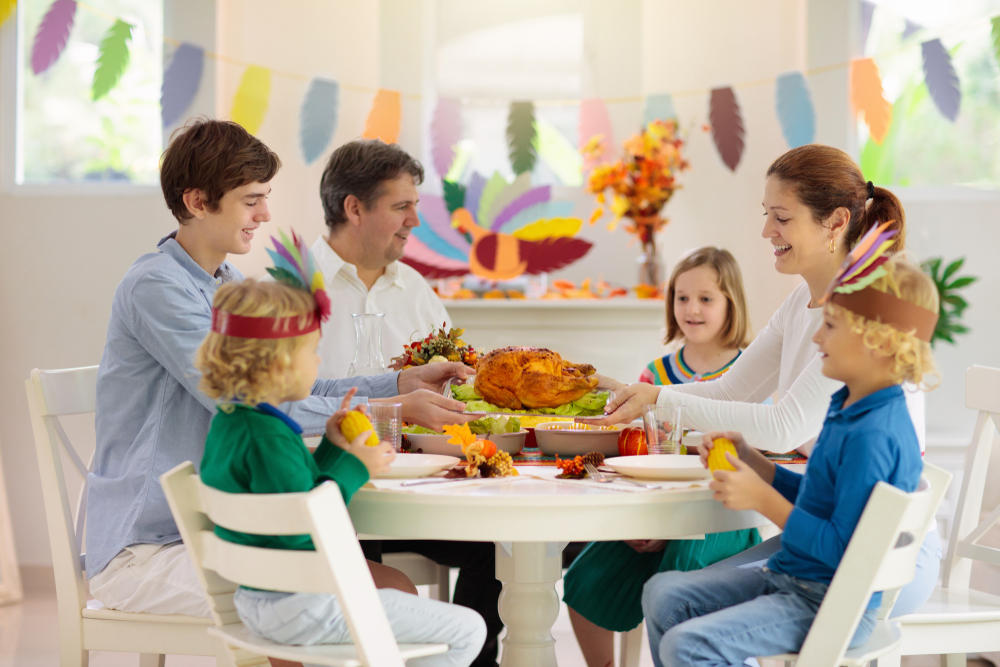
[{"x1": 582, "y1": 451, "x2": 605, "y2": 467}]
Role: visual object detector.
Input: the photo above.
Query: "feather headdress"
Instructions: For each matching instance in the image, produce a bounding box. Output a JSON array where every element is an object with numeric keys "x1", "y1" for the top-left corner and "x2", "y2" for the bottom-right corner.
[
  {"x1": 265, "y1": 228, "x2": 332, "y2": 323},
  {"x1": 819, "y1": 220, "x2": 897, "y2": 304}
]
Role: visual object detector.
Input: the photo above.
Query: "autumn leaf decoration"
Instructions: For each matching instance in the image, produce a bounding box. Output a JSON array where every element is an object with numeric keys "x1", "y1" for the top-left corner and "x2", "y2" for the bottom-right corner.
[
  {"x1": 850, "y1": 58, "x2": 893, "y2": 144},
  {"x1": 507, "y1": 101, "x2": 537, "y2": 176},
  {"x1": 92, "y1": 19, "x2": 132, "y2": 101},
  {"x1": 709, "y1": 87, "x2": 745, "y2": 172}
]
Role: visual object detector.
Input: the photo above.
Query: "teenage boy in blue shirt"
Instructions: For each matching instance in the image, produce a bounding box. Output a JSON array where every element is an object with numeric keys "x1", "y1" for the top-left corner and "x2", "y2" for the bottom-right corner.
[
  {"x1": 87, "y1": 119, "x2": 472, "y2": 621},
  {"x1": 640, "y1": 254, "x2": 939, "y2": 667}
]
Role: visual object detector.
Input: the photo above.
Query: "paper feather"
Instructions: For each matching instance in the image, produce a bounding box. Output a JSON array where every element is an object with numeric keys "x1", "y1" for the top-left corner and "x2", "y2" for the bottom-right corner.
[
  {"x1": 482, "y1": 173, "x2": 531, "y2": 229},
  {"x1": 850, "y1": 58, "x2": 892, "y2": 144},
  {"x1": 578, "y1": 98, "x2": 614, "y2": 165},
  {"x1": 775, "y1": 71, "x2": 815, "y2": 148},
  {"x1": 903, "y1": 19, "x2": 923, "y2": 40},
  {"x1": 921, "y1": 39, "x2": 961, "y2": 122},
  {"x1": 820, "y1": 221, "x2": 894, "y2": 303},
  {"x1": 518, "y1": 236, "x2": 592, "y2": 275},
  {"x1": 836, "y1": 266, "x2": 887, "y2": 294},
  {"x1": 416, "y1": 195, "x2": 471, "y2": 253},
  {"x1": 231, "y1": 65, "x2": 271, "y2": 135},
  {"x1": 709, "y1": 87, "x2": 745, "y2": 171},
  {"x1": 512, "y1": 217, "x2": 582, "y2": 241},
  {"x1": 442, "y1": 180, "x2": 466, "y2": 214},
  {"x1": 644, "y1": 93, "x2": 677, "y2": 125},
  {"x1": 476, "y1": 172, "x2": 509, "y2": 227},
  {"x1": 31, "y1": 0, "x2": 77, "y2": 75},
  {"x1": 92, "y1": 19, "x2": 132, "y2": 101},
  {"x1": 499, "y1": 200, "x2": 575, "y2": 235},
  {"x1": 843, "y1": 238, "x2": 895, "y2": 282},
  {"x1": 491, "y1": 185, "x2": 550, "y2": 232},
  {"x1": 0, "y1": 0, "x2": 16, "y2": 27},
  {"x1": 463, "y1": 172, "x2": 487, "y2": 219},
  {"x1": 402, "y1": 235, "x2": 469, "y2": 275},
  {"x1": 507, "y1": 101, "x2": 537, "y2": 176},
  {"x1": 533, "y1": 116, "x2": 582, "y2": 186},
  {"x1": 992, "y1": 17, "x2": 1000, "y2": 69},
  {"x1": 363, "y1": 89, "x2": 401, "y2": 144},
  {"x1": 268, "y1": 266, "x2": 303, "y2": 288},
  {"x1": 299, "y1": 78, "x2": 340, "y2": 164},
  {"x1": 860, "y1": 0, "x2": 875, "y2": 53},
  {"x1": 161, "y1": 43, "x2": 204, "y2": 127},
  {"x1": 412, "y1": 212, "x2": 470, "y2": 262},
  {"x1": 431, "y1": 97, "x2": 461, "y2": 177}
]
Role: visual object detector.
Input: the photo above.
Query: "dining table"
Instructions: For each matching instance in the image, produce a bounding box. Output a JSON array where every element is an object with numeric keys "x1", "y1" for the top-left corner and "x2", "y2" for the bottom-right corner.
[{"x1": 348, "y1": 463, "x2": 775, "y2": 667}]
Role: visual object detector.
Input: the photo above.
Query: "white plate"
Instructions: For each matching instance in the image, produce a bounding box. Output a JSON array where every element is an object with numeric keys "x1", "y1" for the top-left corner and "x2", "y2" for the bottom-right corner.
[
  {"x1": 377, "y1": 453, "x2": 461, "y2": 479},
  {"x1": 604, "y1": 455, "x2": 711, "y2": 481},
  {"x1": 403, "y1": 431, "x2": 526, "y2": 456}
]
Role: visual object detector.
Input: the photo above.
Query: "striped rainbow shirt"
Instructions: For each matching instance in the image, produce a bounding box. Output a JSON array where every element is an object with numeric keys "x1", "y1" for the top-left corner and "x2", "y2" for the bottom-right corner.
[{"x1": 638, "y1": 346, "x2": 742, "y2": 386}]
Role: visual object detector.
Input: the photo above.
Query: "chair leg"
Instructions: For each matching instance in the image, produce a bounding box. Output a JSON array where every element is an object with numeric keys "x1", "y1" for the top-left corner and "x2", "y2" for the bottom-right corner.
[
  {"x1": 942, "y1": 655, "x2": 967, "y2": 667},
  {"x1": 875, "y1": 647, "x2": 901, "y2": 667},
  {"x1": 434, "y1": 564, "x2": 450, "y2": 603},
  {"x1": 619, "y1": 622, "x2": 644, "y2": 667},
  {"x1": 138, "y1": 654, "x2": 165, "y2": 667}
]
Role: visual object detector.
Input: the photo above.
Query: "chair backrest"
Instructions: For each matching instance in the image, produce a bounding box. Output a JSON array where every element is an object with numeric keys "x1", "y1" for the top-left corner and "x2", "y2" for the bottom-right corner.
[
  {"x1": 795, "y1": 464, "x2": 951, "y2": 667},
  {"x1": 160, "y1": 462, "x2": 408, "y2": 667},
  {"x1": 25, "y1": 366, "x2": 100, "y2": 632},
  {"x1": 942, "y1": 365, "x2": 1000, "y2": 590}
]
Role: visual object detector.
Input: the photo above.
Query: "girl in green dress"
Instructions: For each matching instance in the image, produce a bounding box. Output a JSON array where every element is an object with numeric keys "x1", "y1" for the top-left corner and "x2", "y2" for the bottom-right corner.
[{"x1": 564, "y1": 247, "x2": 761, "y2": 667}]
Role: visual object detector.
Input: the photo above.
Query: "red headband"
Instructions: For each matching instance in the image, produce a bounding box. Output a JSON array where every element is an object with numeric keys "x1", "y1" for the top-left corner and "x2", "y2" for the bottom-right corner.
[
  {"x1": 210, "y1": 308, "x2": 320, "y2": 339},
  {"x1": 830, "y1": 288, "x2": 938, "y2": 342}
]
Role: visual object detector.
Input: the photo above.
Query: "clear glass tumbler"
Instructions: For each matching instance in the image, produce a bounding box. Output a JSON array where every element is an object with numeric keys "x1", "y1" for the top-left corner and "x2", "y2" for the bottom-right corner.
[
  {"x1": 643, "y1": 404, "x2": 683, "y2": 455},
  {"x1": 370, "y1": 402, "x2": 403, "y2": 451}
]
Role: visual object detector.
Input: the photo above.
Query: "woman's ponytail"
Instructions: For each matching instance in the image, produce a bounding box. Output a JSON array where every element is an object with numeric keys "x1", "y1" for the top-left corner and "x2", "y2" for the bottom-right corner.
[{"x1": 849, "y1": 185, "x2": 905, "y2": 252}]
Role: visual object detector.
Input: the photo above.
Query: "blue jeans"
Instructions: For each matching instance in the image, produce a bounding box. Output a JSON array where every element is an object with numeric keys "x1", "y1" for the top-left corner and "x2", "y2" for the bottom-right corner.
[
  {"x1": 704, "y1": 527, "x2": 942, "y2": 618},
  {"x1": 641, "y1": 567, "x2": 877, "y2": 667},
  {"x1": 234, "y1": 587, "x2": 486, "y2": 667}
]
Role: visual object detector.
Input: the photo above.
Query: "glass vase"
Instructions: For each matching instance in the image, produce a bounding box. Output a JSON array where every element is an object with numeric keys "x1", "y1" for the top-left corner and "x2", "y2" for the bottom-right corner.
[
  {"x1": 637, "y1": 243, "x2": 663, "y2": 287},
  {"x1": 347, "y1": 313, "x2": 387, "y2": 377}
]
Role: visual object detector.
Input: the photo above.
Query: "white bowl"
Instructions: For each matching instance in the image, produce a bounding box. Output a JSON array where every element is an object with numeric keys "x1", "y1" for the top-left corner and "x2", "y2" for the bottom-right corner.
[
  {"x1": 533, "y1": 422, "x2": 622, "y2": 458},
  {"x1": 604, "y1": 455, "x2": 711, "y2": 481},
  {"x1": 403, "y1": 431, "x2": 526, "y2": 456},
  {"x1": 377, "y1": 453, "x2": 461, "y2": 479}
]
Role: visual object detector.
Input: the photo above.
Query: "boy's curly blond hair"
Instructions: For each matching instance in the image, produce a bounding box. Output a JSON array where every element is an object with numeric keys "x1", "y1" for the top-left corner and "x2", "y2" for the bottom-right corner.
[
  {"x1": 826, "y1": 255, "x2": 939, "y2": 390},
  {"x1": 196, "y1": 279, "x2": 318, "y2": 406}
]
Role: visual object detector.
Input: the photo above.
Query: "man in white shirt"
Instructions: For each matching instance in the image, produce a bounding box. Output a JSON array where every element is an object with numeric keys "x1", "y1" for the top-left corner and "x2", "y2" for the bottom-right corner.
[
  {"x1": 311, "y1": 140, "x2": 451, "y2": 379},
  {"x1": 311, "y1": 140, "x2": 502, "y2": 667}
]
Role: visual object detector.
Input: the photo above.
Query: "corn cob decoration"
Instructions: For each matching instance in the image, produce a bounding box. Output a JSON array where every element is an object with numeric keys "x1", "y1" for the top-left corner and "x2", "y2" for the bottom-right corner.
[
  {"x1": 707, "y1": 437, "x2": 738, "y2": 473},
  {"x1": 339, "y1": 410, "x2": 379, "y2": 447}
]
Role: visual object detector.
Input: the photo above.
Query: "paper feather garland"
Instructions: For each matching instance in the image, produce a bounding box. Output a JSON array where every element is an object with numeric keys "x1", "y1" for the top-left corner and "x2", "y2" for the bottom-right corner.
[
  {"x1": 92, "y1": 19, "x2": 132, "y2": 101},
  {"x1": 903, "y1": 19, "x2": 923, "y2": 40},
  {"x1": 431, "y1": 97, "x2": 461, "y2": 177},
  {"x1": 709, "y1": 87, "x2": 745, "y2": 172},
  {"x1": 992, "y1": 16, "x2": 1000, "y2": 68},
  {"x1": 921, "y1": 39, "x2": 961, "y2": 122},
  {"x1": 643, "y1": 93, "x2": 677, "y2": 125},
  {"x1": 533, "y1": 116, "x2": 583, "y2": 186},
  {"x1": 0, "y1": 0, "x2": 15, "y2": 27},
  {"x1": 31, "y1": 0, "x2": 76, "y2": 75},
  {"x1": 299, "y1": 78, "x2": 339, "y2": 164},
  {"x1": 507, "y1": 101, "x2": 537, "y2": 176},
  {"x1": 230, "y1": 65, "x2": 271, "y2": 135},
  {"x1": 578, "y1": 98, "x2": 614, "y2": 165},
  {"x1": 850, "y1": 58, "x2": 892, "y2": 144},
  {"x1": 161, "y1": 43, "x2": 204, "y2": 128},
  {"x1": 860, "y1": 0, "x2": 875, "y2": 53},
  {"x1": 775, "y1": 71, "x2": 815, "y2": 148},
  {"x1": 363, "y1": 89, "x2": 401, "y2": 144}
]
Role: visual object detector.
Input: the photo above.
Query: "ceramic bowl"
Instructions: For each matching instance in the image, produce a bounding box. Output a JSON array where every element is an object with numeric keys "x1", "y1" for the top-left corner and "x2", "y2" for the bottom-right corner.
[
  {"x1": 533, "y1": 422, "x2": 622, "y2": 457},
  {"x1": 403, "y1": 431, "x2": 526, "y2": 456}
]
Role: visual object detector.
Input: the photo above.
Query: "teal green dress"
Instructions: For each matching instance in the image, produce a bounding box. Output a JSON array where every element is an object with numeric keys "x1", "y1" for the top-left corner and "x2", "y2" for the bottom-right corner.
[{"x1": 563, "y1": 349, "x2": 760, "y2": 632}]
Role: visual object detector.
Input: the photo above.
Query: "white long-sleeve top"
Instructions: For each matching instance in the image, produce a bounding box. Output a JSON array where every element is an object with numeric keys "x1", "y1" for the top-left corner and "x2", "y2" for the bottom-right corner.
[{"x1": 655, "y1": 282, "x2": 926, "y2": 454}]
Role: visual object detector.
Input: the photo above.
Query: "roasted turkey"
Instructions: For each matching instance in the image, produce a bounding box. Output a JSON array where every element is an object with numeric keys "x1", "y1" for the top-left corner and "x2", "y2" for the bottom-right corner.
[{"x1": 474, "y1": 346, "x2": 598, "y2": 410}]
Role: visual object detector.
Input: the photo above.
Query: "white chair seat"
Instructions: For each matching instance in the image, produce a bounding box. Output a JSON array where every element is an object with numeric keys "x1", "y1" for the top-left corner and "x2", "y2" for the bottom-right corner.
[
  {"x1": 83, "y1": 599, "x2": 213, "y2": 625},
  {"x1": 208, "y1": 625, "x2": 448, "y2": 667},
  {"x1": 766, "y1": 620, "x2": 902, "y2": 666},
  {"x1": 899, "y1": 586, "x2": 1000, "y2": 624}
]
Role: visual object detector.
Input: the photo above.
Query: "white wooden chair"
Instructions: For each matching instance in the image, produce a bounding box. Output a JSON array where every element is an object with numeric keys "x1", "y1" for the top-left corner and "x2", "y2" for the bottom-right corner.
[
  {"x1": 761, "y1": 462, "x2": 951, "y2": 667},
  {"x1": 880, "y1": 365, "x2": 1000, "y2": 667},
  {"x1": 25, "y1": 366, "x2": 220, "y2": 667},
  {"x1": 160, "y1": 461, "x2": 451, "y2": 666}
]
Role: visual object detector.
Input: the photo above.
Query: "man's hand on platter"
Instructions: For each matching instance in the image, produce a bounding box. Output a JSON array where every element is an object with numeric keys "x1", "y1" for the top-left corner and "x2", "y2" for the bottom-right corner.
[
  {"x1": 590, "y1": 382, "x2": 661, "y2": 426},
  {"x1": 397, "y1": 362, "x2": 474, "y2": 395},
  {"x1": 392, "y1": 389, "x2": 474, "y2": 432}
]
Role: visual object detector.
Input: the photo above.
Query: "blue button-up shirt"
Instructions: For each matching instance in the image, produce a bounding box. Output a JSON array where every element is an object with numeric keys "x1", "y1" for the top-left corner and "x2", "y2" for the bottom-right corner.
[
  {"x1": 767, "y1": 384, "x2": 923, "y2": 609},
  {"x1": 86, "y1": 234, "x2": 399, "y2": 577}
]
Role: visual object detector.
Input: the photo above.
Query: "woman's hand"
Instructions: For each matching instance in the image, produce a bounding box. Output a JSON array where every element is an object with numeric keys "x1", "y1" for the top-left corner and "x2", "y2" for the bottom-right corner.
[
  {"x1": 591, "y1": 382, "x2": 661, "y2": 426},
  {"x1": 624, "y1": 539, "x2": 667, "y2": 554},
  {"x1": 397, "y1": 362, "x2": 473, "y2": 394}
]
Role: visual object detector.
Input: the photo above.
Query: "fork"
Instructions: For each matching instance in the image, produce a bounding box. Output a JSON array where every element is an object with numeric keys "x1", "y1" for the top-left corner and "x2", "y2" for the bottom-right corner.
[{"x1": 583, "y1": 462, "x2": 659, "y2": 489}]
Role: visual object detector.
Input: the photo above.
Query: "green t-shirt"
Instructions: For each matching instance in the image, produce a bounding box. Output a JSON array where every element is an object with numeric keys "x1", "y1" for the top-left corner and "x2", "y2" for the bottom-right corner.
[{"x1": 200, "y1": 404, "x2": 370, "y2": 551}]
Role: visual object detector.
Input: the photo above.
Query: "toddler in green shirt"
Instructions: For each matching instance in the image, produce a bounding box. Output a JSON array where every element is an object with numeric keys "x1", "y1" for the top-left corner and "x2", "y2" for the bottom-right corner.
[{"x1": 195, "y1": 267, "x2": 486, "y2": 667}]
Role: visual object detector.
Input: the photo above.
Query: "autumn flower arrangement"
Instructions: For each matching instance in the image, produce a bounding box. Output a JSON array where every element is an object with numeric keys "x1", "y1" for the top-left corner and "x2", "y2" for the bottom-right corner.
[{"x1": 584, "y1": 119, "x2": 689, "y2": 288}]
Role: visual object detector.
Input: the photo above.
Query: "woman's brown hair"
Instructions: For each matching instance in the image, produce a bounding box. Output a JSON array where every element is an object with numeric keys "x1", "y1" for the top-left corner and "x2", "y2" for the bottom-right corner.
[
  {"x1": 665, "y1": 247, "x2": 752, "y2": 349},
  {"x1": 766, "y1": 144, "x2": 905, "y2": 252}
]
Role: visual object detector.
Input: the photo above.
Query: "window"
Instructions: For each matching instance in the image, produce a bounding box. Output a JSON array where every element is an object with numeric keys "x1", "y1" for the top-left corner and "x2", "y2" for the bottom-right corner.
[
  {"x1": 16, "y1": 0, "x2": 163, "y2": 185},
  {"x1": 860, "y1": 0, "x2": 1000, "y2": 188}
]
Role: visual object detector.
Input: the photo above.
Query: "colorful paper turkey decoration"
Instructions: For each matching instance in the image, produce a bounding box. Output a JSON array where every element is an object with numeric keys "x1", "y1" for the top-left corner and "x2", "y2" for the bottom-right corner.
[
  {"x1": 401, "y1": 171, "x2": 592, "y2": 281},
  {"x1": 820, "y1": 220, "x2": 897, "y2": 304}
]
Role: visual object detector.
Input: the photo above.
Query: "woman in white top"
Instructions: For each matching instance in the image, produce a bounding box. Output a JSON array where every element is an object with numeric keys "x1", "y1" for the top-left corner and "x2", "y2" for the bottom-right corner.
[{"x1": 598, "y1": 144, "x2": 938, "y2": 617}]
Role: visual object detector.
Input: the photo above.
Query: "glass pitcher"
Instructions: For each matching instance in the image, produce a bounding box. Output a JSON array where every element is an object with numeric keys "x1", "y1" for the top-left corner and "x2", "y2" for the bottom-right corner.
[{"x1": 347, "y1": 313, "x2": 387, "y2": 377}]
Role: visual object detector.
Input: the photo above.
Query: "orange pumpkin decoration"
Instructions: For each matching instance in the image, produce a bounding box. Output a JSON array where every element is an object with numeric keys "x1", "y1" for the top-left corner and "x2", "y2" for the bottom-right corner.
[
  {"x1": 617, "y1": 427, "x2": 648, "y2": 456},
  {"x1": 479, "y1": 439, "x2": 497, "y2": 459}
]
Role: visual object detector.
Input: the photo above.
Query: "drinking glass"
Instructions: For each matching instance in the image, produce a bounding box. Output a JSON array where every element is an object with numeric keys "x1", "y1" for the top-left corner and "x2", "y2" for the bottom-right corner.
[
  {"x1": 643, "y1": 404, "x2": 683, "y2": 455},
  {"x1": 370, "y1": 402, "x2": 403, "y2": 451},
  {"x1": 348, "y1": 313, "x2": 387, "y2": 377}
]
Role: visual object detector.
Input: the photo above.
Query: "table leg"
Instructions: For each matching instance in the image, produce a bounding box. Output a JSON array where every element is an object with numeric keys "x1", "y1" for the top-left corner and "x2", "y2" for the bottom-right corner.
[{"x1": 495, "y1": 541, "x2": 564, "y2": 667}]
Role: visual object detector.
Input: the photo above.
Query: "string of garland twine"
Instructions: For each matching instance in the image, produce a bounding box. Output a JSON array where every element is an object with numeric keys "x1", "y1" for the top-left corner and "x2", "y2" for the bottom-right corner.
[{"x1": 73, "y1": 1, "x2": 991, "y2": 107}]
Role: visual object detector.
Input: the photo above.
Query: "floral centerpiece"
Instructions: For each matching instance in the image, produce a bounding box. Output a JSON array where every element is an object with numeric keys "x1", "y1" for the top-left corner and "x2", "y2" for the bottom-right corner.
[
  {"x1": 583, "y1": 119, "x2": 689, "y2": 288},
  {"x1": 388, "y1": 324, "x2": 478, "y2": 370}
]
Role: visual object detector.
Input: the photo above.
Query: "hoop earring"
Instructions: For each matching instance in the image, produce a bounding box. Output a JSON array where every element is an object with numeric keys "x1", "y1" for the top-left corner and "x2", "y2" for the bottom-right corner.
[{"x1": 829, "y1": 238, "x2": 836, "y2": 253}]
